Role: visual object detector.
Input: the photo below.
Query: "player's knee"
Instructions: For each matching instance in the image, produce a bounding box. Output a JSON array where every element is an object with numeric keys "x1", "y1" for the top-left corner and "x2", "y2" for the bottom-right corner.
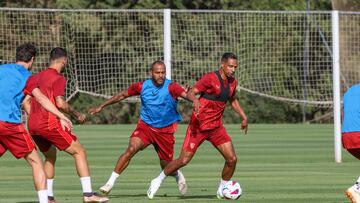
[
  {"x1": 126, "y1": 146, "x2": 138, "y2": 155},
  {"x1": 79, "y1": 148, "x2": 87, "y2": 157},
  {"x1": 46, "y1": 155, "x2": 57, "y2": 163},
  {"x1": 226, "y1": 155, "x2": 237, "y2": 166},
  {"x1": 25, "y1": 151, "x2": 43, "y2": 167},
  {"x1": 73, "y1": 146, "x2": 87, "y2": 158}
]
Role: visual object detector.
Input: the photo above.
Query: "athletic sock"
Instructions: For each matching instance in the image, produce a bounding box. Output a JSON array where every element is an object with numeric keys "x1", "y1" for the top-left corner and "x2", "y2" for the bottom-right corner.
[
  {"x1": 173, "y1": 170, "x2": 180, "y2": 180},
  {"x1": 80, "y1": 176, "x2": 92, "y2": 194},
  {"x1": 47, "y1": 179, "x2": 54, "y2": 198},
  {"x1": 37, "y1": 190, "x2": 48, "y2": 203},
  {"x1": 105, "y1": 171, "x2": 120, "y2": 186},
  {"x1": 157, "y1": 171, "x2": 167, "y2": 181}
]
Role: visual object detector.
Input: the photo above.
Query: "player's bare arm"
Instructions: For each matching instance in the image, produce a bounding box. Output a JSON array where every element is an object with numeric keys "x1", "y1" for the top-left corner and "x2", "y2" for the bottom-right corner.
[
  {"x1": 88, "y1": 89, "x2": 130, "y2": 115},
  {"x1": 30, "y1": 88, "x2": 73, "y2": 130},
  {"x1": 56, "y1": 95, "x2": 86, "y2": 124},
  {"x1": 229, "y1": 96, "x2": 248, "y2": 134},
  {"x1": 186, "y1": 87, "x2": 201, "y2": 113},
  {"x1": 177, "y1": 83, "x2": 191, "y2": 101},
  {"x1": 22, "y1": 95, "x2": 31, "y2": 115}
]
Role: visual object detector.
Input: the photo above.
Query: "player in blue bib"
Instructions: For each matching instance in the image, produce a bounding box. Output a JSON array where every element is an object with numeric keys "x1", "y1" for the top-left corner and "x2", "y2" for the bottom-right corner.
[
  {"x1": 89, "y1": 60, "x2": 193, "y2": 196},
  {"x1": 343, "y1": 83, "x2": 360, "y2": 202}
]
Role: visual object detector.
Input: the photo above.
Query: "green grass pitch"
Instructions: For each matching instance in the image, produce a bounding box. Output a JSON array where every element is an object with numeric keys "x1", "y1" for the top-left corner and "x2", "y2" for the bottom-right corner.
[{"x1": 0, "y1": 124, "x2": 357, "y2": 203}]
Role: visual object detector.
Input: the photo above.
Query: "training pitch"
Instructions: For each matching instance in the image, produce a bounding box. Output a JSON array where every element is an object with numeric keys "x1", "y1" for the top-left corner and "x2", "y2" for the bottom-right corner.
[{"x1": 0, "y1": 124, "x2": 356, "y2": 203}]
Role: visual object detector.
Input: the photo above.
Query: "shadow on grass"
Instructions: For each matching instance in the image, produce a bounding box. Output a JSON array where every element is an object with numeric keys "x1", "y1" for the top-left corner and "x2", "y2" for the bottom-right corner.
[
  {"x1": 108, "y1": 194, "x2": 215, "y2": 199},
  {"x1": 17, "y1": 202, "x2": 38, "y2": 203}
]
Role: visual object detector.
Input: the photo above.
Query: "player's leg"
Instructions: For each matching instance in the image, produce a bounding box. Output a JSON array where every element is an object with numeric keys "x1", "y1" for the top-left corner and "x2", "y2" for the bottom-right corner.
[
  {"x1": 32, "y1": 134, "x2": 58, "y2": 202},
  {"x1": 42, "y1": 125, "x2": 108, "y2": 203},
  {"x1": 100, "y1": 136, "x2": 145, "y2": 194},
  {"x1": 148, "y1": 149, "x2": 195, "y2": 199},
  {"x1": 342, "y1": 132, "x2": 360, "y2": 203},
  {"x1": 0, "y1": 122, "x2": 48, "y2": 203},
  {"x1": 114, "y1": 137, "x2": 144, "y2": 173},
  {"x1": 207, "y1": 126, "x2": 236, "y2": 199},
  {"x1": 24, "y1": 149, "x2": 48, "y2": 203},
  {"x1": 42, "y1": 146, "x2": 57, "y2": 203},
  {"x1": 148, "y1": 124, "x2": 202, "y2": 199},
  {"x1": 214, "y1": 141, "x2": 237, "y2": 199},
  {"x1": 215, "y1": 141, "x2": 237, "y2": 180},
  {"x1": 155, "y1": 131, "x2": 187, "y2": 195},
  {"x1": 65, "y1": 140, "x2": 108, "y2": 202}
]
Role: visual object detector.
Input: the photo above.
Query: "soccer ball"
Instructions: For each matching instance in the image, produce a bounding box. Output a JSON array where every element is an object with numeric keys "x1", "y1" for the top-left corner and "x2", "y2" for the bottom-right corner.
[{"x1": 222, "y1": 180, "x2": 242, "y2": 200}]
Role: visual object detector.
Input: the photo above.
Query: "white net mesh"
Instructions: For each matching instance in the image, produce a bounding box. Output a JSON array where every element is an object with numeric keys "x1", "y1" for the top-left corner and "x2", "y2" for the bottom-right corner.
[
  {"x1": 0, "y1": 9, "x2": 77, "y2": 99},
  {"x1": 0, "y1": 9, "x2": 164, "y2": 101},
  {"x1": 339, "y1": 12, "x2": 360, "y2": 93},
  {"x1": 172, "y1": 11, "x2": 333, "y2": 106},
  {"x1": 68, "y1": 11, "x2": 164, "y2": 99},
  {"x1": 0, "y1": 8, "x2": 359, "y2": 107}
]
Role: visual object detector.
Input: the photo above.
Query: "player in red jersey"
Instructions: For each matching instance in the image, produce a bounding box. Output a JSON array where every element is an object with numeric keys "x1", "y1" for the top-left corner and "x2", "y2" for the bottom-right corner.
[
  {"x1": 147, "y1": 53, "x2": 248, "y2": 199},
  {"x1": 26, "y1": 47, "x2": 108, "y2": 203},
  {"x1": 88, "y1": 61, "x2": 189, "y2": 196}
]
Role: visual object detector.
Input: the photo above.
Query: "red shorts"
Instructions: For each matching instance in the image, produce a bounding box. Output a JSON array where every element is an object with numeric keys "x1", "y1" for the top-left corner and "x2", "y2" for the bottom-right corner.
[
  {"x1": 342, "y1": 132, "x2": 360, "y2": 149},
  {"x1": 0, "y1": 121, "x2": 35, "y2": 159},
  {"x1": 182, "y1": 122, "x2": 231, "y2": 153},
  {"x1": 130, "y1": 120, "x2": 176, "y2": 161},
  {"x1": 29, "y1": 124, "x2": 77, "y2": 152}
]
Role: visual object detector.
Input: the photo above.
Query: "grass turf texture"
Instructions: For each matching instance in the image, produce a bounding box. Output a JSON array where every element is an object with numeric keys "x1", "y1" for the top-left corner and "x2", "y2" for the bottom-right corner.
[{"x1": 0, "y1": 124, "x2": 357, "y2": 203}]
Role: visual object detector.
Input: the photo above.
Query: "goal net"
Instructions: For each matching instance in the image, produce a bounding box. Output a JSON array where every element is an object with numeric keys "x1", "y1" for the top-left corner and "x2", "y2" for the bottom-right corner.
[{"x1": 0, "y1": 8, "x2": 358, "y2": 108}]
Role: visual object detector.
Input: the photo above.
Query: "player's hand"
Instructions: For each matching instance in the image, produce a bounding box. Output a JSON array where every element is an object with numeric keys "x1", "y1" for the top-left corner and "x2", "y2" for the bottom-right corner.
[
  {"x1": 88, "y1": 106, "x2": 102, "y2": 115},
  {"x1": 76, "y1": 113, "x2": 87, "y2": 124},
  {"x1": 60, "y1": 117, "x2": 73, "y2": 131},
  {"x1": 241, "y1": 119, "x2": 248, "y2": 135},
  {"x1": 184, "y1": 84, "x2": 192, "y2": 93},
  {"x1": 193, "y1": 99, "x2": 200, "y2": 114}
]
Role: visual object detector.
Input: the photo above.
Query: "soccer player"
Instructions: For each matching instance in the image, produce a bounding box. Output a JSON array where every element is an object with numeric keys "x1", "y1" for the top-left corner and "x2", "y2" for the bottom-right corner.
[
  {"x1": 342, "y1": 83, "x2": 360, "y2": 203},
  {"x1": 147, "y1": 52, "x2": 248, "y2": 199},
  {"x1": 88, "y1": 60, "x2": 188, "y2": 196},
  {"x1": 25, "y1": 47, "x2": 109, "y2": 203},
  {"x1": 0, "y1": 43, "x2": 72, "y2": 203}
]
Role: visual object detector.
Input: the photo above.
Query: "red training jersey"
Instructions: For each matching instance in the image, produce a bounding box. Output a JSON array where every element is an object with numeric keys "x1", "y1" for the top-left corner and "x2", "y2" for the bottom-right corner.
[
  {"x1": 24, "y1": 68, "x2": 66, "y2": 131},
  {"x1": 127, "y1": 81, "x2": 184, "y2": 99},
  {"x1": 194, "y1": 71, "x2": 237, "y2": 131}
]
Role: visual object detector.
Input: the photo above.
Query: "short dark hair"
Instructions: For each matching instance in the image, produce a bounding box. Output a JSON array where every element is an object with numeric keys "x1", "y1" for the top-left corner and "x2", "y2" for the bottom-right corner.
[
  {"x1": 50, "y1": 47, "x2": 67, "y2": 61},
  {"x1": 221, "y1": 52, "x2": 238, "y2": 62},
  {"x1": 16, "y1": 43, "x2": 37, "y2": 63},
  {"x1": 150, "y1": 60, "x2": 166, "y2": 70}
]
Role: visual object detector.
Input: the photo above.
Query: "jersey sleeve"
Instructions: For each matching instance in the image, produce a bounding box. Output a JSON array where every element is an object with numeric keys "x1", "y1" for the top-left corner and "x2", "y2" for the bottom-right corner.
[
  {"x1": 169, "y1": 82, "x2": 185, "y2": 99},
  {"x1": 194, "y1": 73, "x2": 212, "y2": 93},
  {"x1": 23, "y1": 75, "x2": 38, "y2": 96},
  {"x1": 53, "y1": 76, "x2": 66, "y2": 97},
  {"x1": 230, "y1": 80, "x2": 237, "y2": 98},
  {"x1": 127, "y1": 82, "x2": 143, "y2": 96}
]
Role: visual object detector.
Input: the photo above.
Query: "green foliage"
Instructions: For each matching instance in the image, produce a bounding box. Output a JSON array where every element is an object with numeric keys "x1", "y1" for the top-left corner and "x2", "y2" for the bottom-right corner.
[
  {"x1": 69, "y1": 93, "x2": 141, "y2": 124},
  {"x1": 1, "y1": 0, "x2": 332, "y2": 10},
  {"x1": 0, "y1": 1, "x2": 335, "y2": 124},
  {"x1": 69, "y1": 92, "x2": 327, "y2": 124}
]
